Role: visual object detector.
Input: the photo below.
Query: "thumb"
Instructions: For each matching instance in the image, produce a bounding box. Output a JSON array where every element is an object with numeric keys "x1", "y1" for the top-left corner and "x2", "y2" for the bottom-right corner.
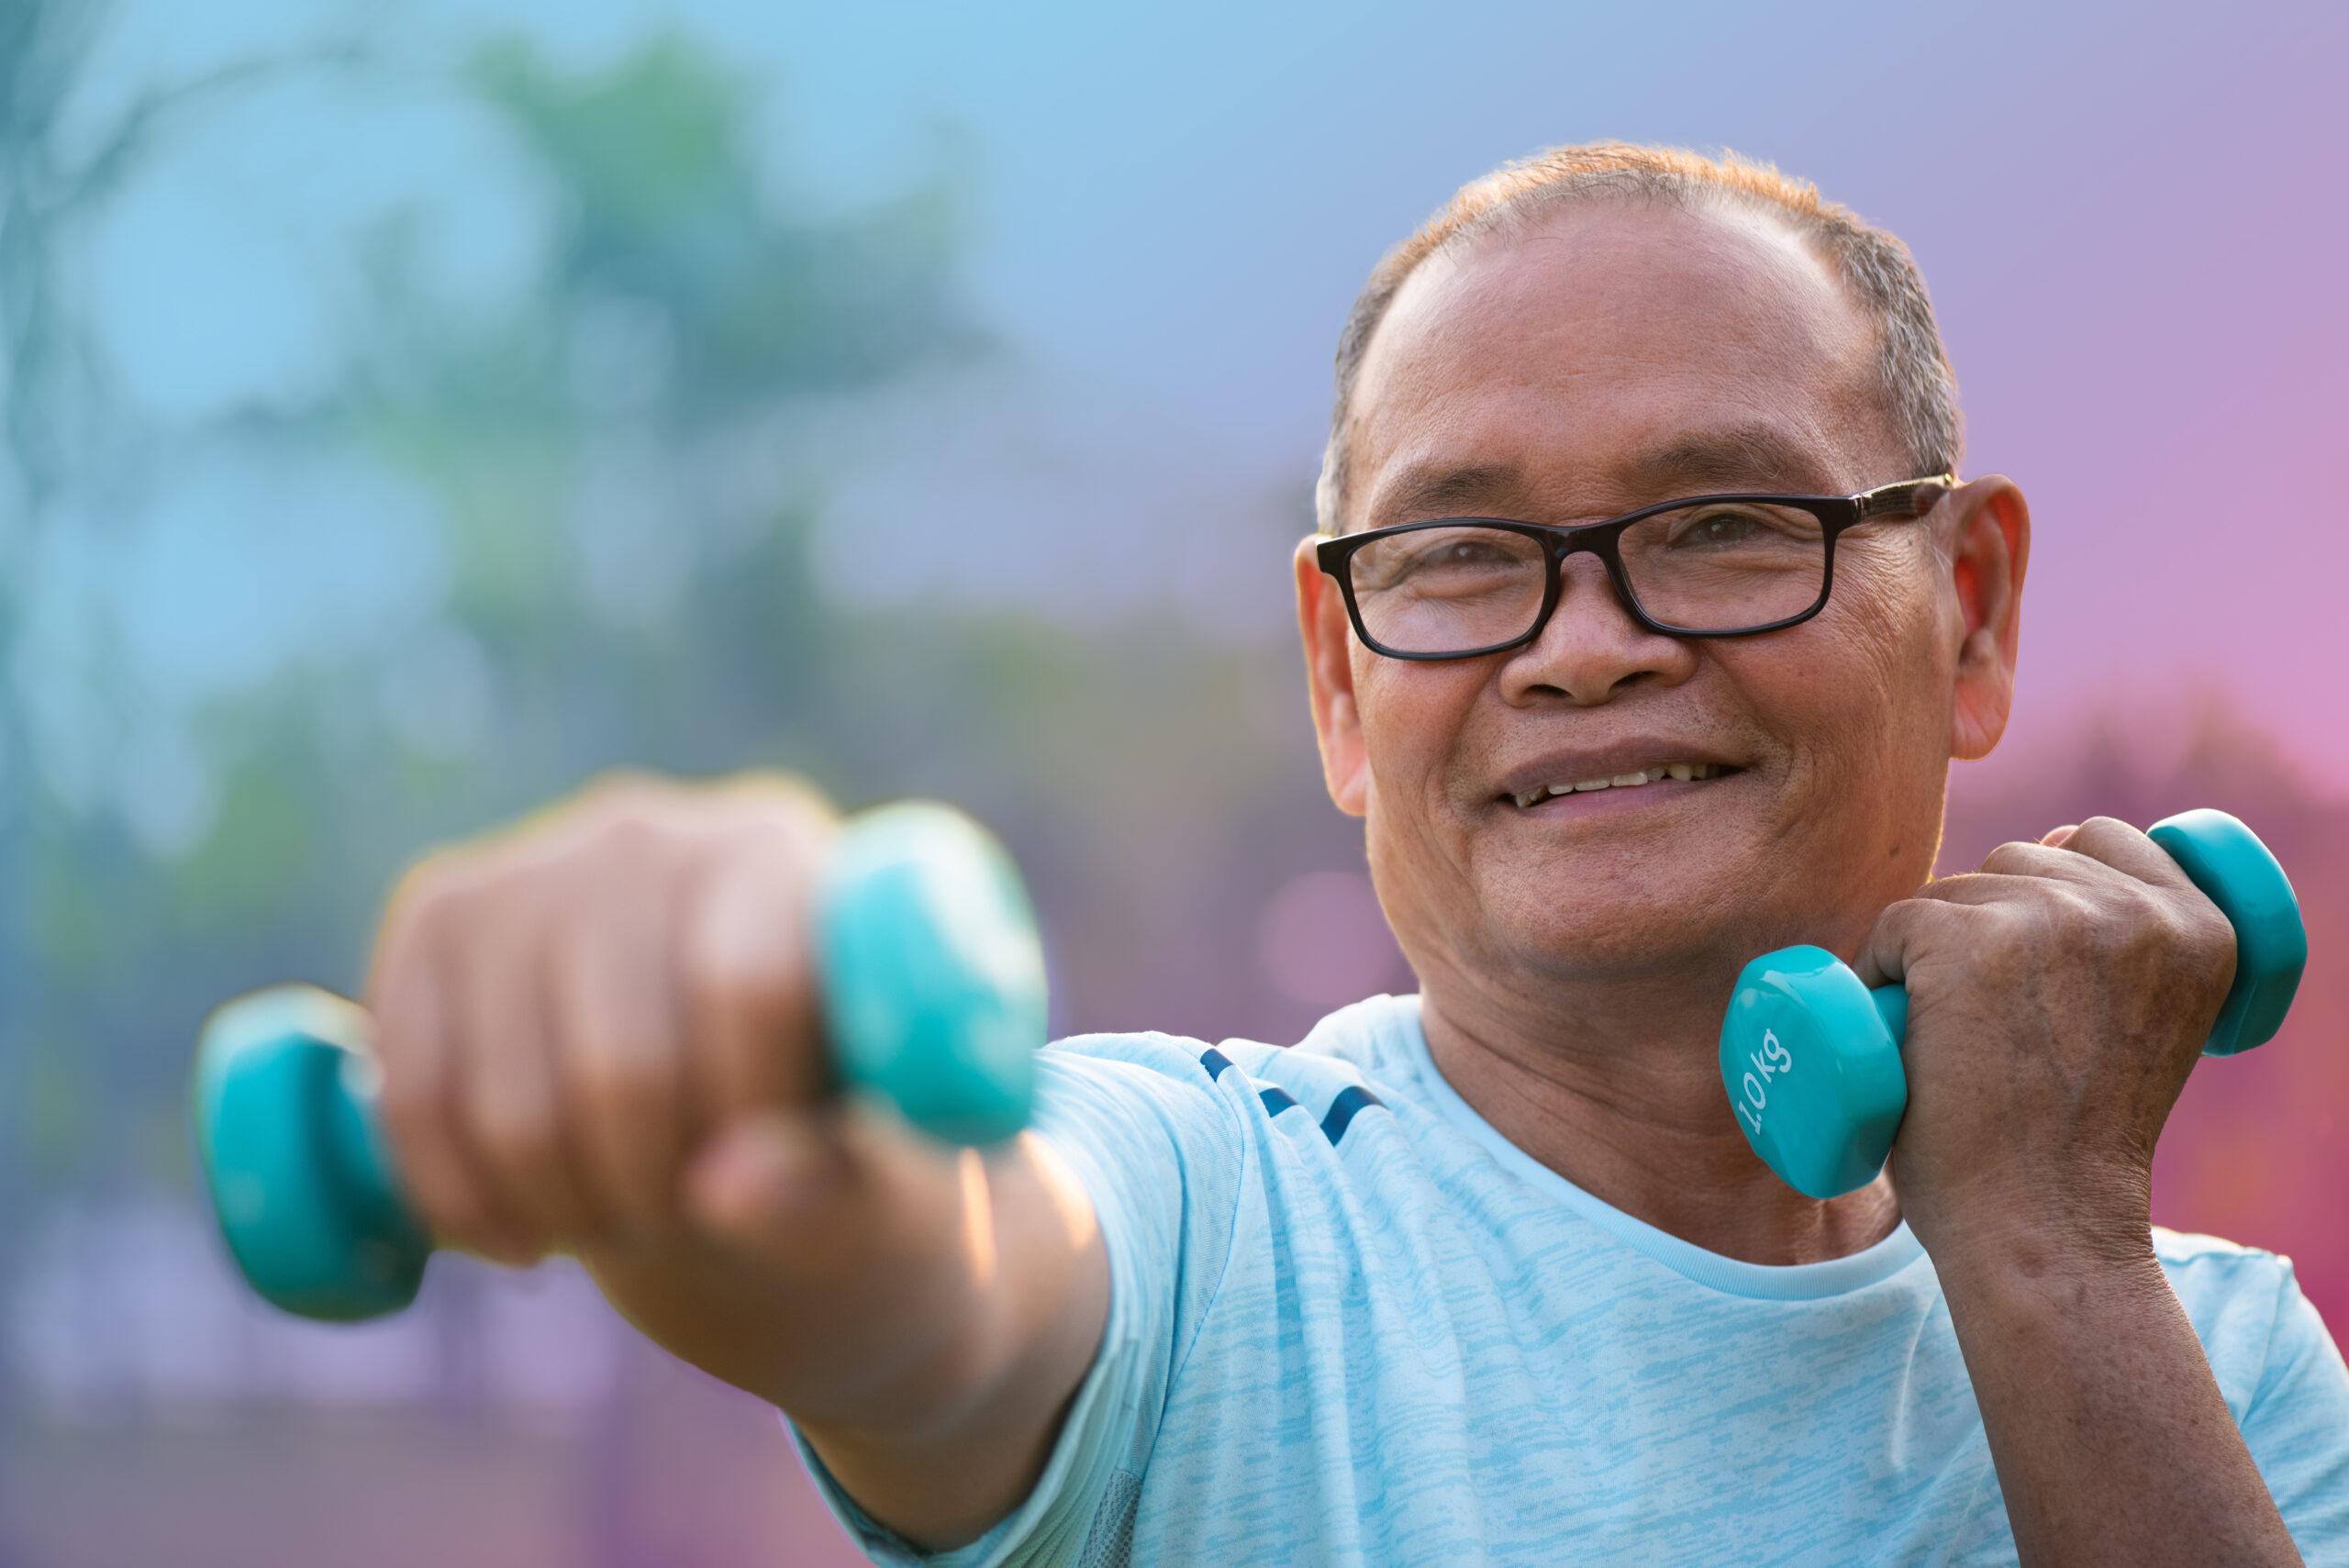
[
  {"x1": 682, "y1": 1105, "x2": 963, "y2": 1276},
  {"x1": 1851, "y1": 896, "x2": 1927, "y2": 992},
  {"x1": 684, "y1": 1109, "x2": 862, "y2": 1258}
]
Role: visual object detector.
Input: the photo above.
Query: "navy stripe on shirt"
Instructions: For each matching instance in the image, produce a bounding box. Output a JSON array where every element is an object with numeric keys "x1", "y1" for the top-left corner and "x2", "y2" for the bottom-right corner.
[
  {"x1": 1197, "y1": 1049, "x2": 1384, "y2": 1147},
  {"x1": 1319, "y1": 1084, "x2": 1382, "y2": 1145}
]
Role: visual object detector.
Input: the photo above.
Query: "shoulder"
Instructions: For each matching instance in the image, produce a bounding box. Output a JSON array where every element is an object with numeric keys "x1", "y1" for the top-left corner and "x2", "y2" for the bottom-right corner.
[
  {"x1": 1040, "y1": 995, "x2": 1426, "y2": 1124},
  {"x1": 2153, "y1": 1227, "x2": 2342, "y2": 1420},
  {"x1": 2157, "y1": 1230, "x2": 2349, "y2": 1543},
  {"x1": 2153, "y1": 1227, "x2": 2300, "y2": 1343},
  {"x1": 2154, "y1": 1225, "x2": 2300, "y2": 1311}
]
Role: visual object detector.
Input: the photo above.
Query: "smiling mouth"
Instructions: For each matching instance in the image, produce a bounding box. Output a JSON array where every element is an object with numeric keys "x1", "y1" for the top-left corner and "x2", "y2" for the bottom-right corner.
[{"x1": 1508, "y1": 762, "x2": 1737, "y2": 809}]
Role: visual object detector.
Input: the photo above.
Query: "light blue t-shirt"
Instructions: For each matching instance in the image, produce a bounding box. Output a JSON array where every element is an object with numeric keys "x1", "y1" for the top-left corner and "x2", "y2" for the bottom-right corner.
[{"x1": 800, "y1": 995, "x2": 2349, "y2": 1566}]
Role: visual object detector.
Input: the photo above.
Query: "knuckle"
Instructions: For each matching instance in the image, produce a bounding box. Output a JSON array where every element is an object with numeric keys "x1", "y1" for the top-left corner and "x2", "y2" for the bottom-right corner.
[
  {"x1": 680, "y1": 920, "x2": 800, "y2": 1018},
  {"x1": 1979, "y1": 839, "x2": 2041, "y2": 876},
  {"x1": 573, "y1": 1043, "x2": 673, "y2": 1123},
  {"x1": 466, "y1": 1086, "x2": 562, "y2": 1172}
]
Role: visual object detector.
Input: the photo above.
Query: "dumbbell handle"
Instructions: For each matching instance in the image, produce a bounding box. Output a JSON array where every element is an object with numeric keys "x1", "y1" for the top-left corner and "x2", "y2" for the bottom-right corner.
[{"x1": 195, "y1": 802, "x2": 1048, "y2": 1322}]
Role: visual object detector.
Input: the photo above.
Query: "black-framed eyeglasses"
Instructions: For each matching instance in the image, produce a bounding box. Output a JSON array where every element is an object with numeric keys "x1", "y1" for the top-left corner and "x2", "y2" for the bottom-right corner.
[{"x1": 1315, "y1": 476, "x2": 1954, "y2": 661}]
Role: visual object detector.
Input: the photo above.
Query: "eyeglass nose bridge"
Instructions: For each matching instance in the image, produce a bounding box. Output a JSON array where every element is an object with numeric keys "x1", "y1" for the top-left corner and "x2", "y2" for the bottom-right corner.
[{"x1": 1514, "y1": 519, "x2": 1664, "y2": 651}]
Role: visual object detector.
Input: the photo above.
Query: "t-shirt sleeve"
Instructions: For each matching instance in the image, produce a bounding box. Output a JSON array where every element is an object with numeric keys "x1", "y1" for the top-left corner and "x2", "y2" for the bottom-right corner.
[
  {"x1": 791, "y1": 1033, "x2": 1248, "y2": 1567},
  {"x1": 2238, "y1": 1263, "x2": 2349, "y2": 1565}
]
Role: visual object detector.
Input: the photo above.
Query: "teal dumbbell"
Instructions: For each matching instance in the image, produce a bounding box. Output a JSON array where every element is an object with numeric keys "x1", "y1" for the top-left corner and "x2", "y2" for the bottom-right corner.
[
  {"x1": 194, "y1": 801, "x2": 1048, "y2": 1322},
  {"x1": 1720, "y1": 808, "x2": 2308, "y2": 1200}
]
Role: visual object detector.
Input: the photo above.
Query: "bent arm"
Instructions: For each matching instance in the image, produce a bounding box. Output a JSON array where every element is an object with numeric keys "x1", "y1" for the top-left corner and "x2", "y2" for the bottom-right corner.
[
  {"x1": 1937, "y1": 1231, "x2": 2301, "y2": 1568},
  {"x1": 584, "y1": 1115, "x2": 1109, "y2": 1551}
]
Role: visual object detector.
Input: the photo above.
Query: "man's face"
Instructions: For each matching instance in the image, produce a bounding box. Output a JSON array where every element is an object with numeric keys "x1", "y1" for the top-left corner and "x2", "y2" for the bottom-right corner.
[{"x1": 1299, "y1": 199, "x2": 2023, "y2": 1001}]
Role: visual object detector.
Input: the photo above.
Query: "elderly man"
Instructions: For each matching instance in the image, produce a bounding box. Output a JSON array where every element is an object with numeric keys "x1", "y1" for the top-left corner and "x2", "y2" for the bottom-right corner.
[{"x1": 365, "y1": 144, "x2": 2348, "y2": 1564}]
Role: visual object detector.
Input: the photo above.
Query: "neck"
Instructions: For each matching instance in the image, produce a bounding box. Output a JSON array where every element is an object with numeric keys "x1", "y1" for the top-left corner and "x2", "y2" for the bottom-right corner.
[{"x1": 1418, "y1": 969, "x2": 1898, "y2": 1267}]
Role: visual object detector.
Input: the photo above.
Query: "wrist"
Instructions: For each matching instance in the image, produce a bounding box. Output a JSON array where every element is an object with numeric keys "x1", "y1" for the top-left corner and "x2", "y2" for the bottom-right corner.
[{"x1": 1899, "y1": 1166, "x2": 2156, "y2": 1288}]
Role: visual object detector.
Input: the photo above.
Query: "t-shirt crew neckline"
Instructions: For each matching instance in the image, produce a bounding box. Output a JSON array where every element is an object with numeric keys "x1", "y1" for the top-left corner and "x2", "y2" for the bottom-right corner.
[{"x1": 1390, "y1": 995, "x2": 1926, "y2": 1301}]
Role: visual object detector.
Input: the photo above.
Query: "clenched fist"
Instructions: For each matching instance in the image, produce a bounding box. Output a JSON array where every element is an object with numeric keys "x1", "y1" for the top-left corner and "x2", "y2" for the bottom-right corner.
[
  {"x1": 1859, "y1": 815, "x2": 2239, "y2": 1259},
  {"x1": 368, "y1": 773, "x2": 838, "y2": 1263},
  {"x1": 362, "y1": 772, "x2": 1107, "y2": 1547}
]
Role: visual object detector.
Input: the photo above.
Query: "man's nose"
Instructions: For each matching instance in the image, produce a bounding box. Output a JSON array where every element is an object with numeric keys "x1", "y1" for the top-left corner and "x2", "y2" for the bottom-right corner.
[{"x1": 1497, "y1": 552, "x2": 1696, "y2": 706}]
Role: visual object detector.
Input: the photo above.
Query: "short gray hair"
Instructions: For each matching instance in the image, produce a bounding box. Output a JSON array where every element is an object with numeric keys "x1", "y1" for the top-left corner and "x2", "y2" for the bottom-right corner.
[{"x1": 1315, "y1": 141, "x2": 1962, "y2": 535}]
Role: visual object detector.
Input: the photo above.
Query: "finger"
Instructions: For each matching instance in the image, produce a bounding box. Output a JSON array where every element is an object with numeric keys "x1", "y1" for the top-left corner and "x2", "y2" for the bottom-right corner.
[
  {"x1": 448, "y1": 887, "x2": 596, "y2": 1251},
  {"x1": 1851, "y1": 892, "x2": 1979, "y2": 989},
  {"x1": 371, "y1": 868, "x2": 531, "y2": 1262},
  {"x1": 1903, "y1": 867, "x2": 2102, "y2": 909},
  {"x1": 2050, "y1": 815, "x2": 2199, "y2": 895},
  {"x1": 678, "y1": 815, "x2": 829, "y2": 1129},
  {"x1": 549, "y1": 874, "x2": 689, "y2": 1234},
  {"x1": 1972, "y1": 837, "x2": 2142, "y2": 888},
  {"x1": 2039, "y1": 823, "x2": 2080, "y2": 848}
]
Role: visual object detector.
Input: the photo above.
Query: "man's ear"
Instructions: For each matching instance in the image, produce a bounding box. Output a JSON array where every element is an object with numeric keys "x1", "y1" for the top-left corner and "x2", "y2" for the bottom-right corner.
[
  {"x1": 1295, "y1": 538, "x2": 1371, "y2": 817},
  {"x1": 1943, "y1": 475, "x2": 2031, "y2": 762}
]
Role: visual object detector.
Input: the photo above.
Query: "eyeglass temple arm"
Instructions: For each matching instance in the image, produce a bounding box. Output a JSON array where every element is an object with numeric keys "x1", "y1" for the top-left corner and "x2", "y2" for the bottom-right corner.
[{"x1": 1854, "y1": 473, "x2": 1957, "y2": 520}]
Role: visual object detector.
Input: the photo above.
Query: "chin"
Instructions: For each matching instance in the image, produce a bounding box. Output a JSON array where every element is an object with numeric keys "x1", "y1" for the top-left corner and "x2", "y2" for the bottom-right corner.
[{"x1": 1468, "y1": 862, "x2": 1749, "y2": 982}]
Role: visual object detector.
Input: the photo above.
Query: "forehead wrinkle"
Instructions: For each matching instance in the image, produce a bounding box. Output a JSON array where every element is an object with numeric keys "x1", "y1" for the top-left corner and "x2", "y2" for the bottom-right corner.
[
  {"x1": 1344, "y1": 204, "x2": 1893, "y2": 533},
  {"x1": 1621, "y1": 424, "x2": 1841, "y2": 495},
  {"x1": 1364, "y1": 421, "x2": 1849, "y2": 532},
  {"x1": 1371, "y1": 461, "x2": 1525, "y2": 524}
]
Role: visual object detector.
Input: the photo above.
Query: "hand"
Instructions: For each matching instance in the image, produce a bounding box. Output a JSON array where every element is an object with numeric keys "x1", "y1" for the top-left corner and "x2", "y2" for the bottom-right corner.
[
  {"x1": 368, "y1": 772, "x2": 841, "y2": 1264},
  {"x1": 369, "y1": 773, "x2": 1110, "y2": 1548},
  {"x1": 1855, "y1": 816, "x2": 2238, "y2": 1260}
]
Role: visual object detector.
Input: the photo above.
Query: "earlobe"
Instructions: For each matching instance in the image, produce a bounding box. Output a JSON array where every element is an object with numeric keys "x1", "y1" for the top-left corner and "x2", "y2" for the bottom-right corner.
[
  {"x1": 1294, "y1": 539, "x2": 1372, "y2": 817},
  {"x1": 1945, "y1": 479, "x2": 2031, "y2": 762}
]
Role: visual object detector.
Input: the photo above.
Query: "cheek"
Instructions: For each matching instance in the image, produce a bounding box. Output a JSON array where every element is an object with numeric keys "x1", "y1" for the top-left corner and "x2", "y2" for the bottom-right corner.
[
  {"x1": 1353, "y1": 655, "x2": 1485, "y2": 790},
  {"x1": 1722, "y1": 555, "x2": 1953, "y2": 779},
  {"x1": 1810, "y1": 540, "x2": 1949, "y2": 714},
  {"x1": 1850, "y1": 547, "x2": 1956, "y2": 722}
]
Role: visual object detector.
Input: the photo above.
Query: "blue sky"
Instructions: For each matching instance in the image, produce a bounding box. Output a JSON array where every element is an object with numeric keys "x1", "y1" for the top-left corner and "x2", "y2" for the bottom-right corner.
[{"x1": 50, "y1": 0, "x2": 2349, "y2": 798}]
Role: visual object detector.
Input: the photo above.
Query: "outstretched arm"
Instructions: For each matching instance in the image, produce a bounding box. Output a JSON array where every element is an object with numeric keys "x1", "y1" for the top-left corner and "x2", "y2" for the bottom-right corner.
[{"x1": 369, "y1": 774, "x2": 1108, "y2": 1550}]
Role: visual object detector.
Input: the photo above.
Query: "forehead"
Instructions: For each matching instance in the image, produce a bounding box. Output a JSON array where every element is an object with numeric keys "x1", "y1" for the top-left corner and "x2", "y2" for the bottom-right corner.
[{"x1": 1349, "y1": 198, "x2": 1892, "y2": 525}]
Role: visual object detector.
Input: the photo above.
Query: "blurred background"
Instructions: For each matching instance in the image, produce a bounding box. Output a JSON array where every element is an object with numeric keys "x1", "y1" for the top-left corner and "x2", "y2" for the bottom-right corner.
[{"x1": 0, "y1": 0, "x2": 2342, "y2": 1562}]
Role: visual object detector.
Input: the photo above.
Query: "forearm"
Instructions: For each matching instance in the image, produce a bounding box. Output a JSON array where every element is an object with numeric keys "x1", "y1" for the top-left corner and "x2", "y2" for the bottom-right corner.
[
  {"x1": 1937, "y1": 1232, "x2": 2300, "y2": 1568},
  {"x1": 584, "y1": 1122, "x2": 1109, "y2": 1548}
]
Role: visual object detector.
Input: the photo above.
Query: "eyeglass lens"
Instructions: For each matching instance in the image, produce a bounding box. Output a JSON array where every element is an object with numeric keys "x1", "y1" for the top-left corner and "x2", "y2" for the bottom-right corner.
[{"x1": 1345, "y1": 501, "x2": 1830, "y2": 652}]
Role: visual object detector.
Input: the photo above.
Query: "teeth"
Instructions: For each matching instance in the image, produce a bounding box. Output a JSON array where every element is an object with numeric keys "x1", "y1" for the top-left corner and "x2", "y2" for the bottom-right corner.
[{"x1": 1512, "y1": 762, "x2": 1725, "y2": 806}]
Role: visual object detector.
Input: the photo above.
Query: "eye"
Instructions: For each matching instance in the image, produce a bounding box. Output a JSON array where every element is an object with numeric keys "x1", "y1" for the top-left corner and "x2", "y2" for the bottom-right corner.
[
  {"x1": 1685, "y1": 509, "x2": 1760, "y2": 545},
  {"x1": 1433, "y1": 537, "x2": 1516, "y2": 566}
]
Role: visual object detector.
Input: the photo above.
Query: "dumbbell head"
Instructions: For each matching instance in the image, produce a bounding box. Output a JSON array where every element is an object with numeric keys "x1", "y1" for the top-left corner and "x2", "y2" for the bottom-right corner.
[
  {"x1": 193, "y1": 985, "x2": 430, "y2": 1321},
  {"x1": 818, "y1": 802, "x2": 1047, "y2": 1145},
  {"x1": 1718, "y1": 946, "x2": 1909, "y2": 1201},
  {"x1": 2147, "y1": 809, "x2": 2306, "y2": 1057}
]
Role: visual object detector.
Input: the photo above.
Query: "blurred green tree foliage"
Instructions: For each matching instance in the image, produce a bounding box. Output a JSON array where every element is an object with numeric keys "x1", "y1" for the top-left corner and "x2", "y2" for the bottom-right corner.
[{"x1": 2, "y1": 23, "x2": 1347, "y2": 1221}]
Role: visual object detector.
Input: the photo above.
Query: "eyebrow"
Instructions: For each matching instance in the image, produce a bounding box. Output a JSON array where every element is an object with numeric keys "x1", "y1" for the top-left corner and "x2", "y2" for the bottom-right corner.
[
  {"x1": 1364, "y1": 424, "x2": 1842, "y2": 529},
  {"x1": 1622, "y1": 425, "x2": 1837, "y2": 495}
]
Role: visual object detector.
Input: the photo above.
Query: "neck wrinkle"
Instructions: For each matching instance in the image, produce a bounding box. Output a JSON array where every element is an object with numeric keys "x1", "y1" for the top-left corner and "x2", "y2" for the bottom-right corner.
[{"x1": 1417, "y1": 974, "x2": 1900, "y2": 1268}]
